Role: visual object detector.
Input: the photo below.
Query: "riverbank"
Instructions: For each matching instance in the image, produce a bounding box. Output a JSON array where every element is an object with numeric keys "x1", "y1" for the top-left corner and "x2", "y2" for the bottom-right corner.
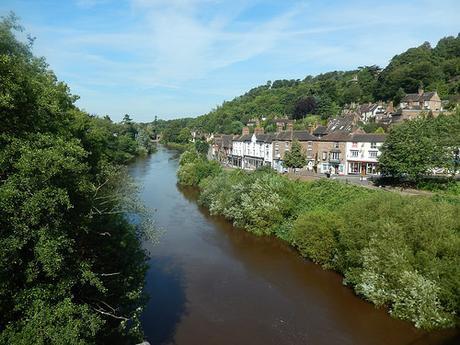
[
  {"x1": 177, "y1": 148, "x2": 460, "y2": 331},
  {"x1": 135, "y1": 147, "x2": 459, "y2": 345}
]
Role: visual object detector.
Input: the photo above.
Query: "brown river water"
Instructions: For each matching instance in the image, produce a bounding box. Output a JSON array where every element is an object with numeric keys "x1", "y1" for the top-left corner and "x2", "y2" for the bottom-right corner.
[{"x1": 129, "y1": 146, "x2": 459, "y2": 345}]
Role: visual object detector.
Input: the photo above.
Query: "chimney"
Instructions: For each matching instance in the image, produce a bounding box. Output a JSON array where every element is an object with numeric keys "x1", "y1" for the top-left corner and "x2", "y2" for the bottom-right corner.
[
  {"x1": 254, "y1": 126, "x2": 264, "y2": 135},
  {"x1": 387, "y1": 101, "x2": 394, "y2": 113},
  {"x1": 276, "y1": 123, "x2": 283, "y2": 133},
  {"x1": 287, "y1": 122, "x2": 293, "y2": 132},
  {"x1": 418, "y1": 86, "x2": 424, "y2": 95},
  {"x1": 242, "y1": 126, "x2": 250, "y2": 135}
]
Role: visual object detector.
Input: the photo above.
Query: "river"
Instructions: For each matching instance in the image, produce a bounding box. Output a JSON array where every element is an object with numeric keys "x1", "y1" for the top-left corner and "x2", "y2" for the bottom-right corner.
[{"x1": 129, "y1": 146, "x2": 459, "y2": 345}]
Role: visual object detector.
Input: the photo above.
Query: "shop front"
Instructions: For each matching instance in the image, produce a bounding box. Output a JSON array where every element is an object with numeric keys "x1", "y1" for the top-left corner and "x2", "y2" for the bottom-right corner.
[{"x1": 347, "y1": 161, "x2": 379, "y2": 175}]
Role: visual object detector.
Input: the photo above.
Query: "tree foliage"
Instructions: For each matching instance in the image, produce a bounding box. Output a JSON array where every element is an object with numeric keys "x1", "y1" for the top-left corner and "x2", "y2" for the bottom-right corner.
[
  {"x1": 0, "y1": 15, "x2": 152, "y2": 344},
  {"x1": 283, "y1": 139, "x2": 306, "y2": 169},
  {"x1": 379, "y1": 111, "x2": 460, "y2": 179}
]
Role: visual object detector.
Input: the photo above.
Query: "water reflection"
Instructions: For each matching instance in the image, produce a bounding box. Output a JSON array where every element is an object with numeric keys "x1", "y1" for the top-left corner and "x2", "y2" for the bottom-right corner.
[{"x1": 141, "y1": 256, "x2": 187, "y2": 345}]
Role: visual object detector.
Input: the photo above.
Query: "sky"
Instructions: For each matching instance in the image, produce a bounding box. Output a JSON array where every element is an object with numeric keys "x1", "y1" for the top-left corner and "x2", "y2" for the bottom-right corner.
[{"x1": 1, "y1": 0, "x2": 459, "y2": 122}]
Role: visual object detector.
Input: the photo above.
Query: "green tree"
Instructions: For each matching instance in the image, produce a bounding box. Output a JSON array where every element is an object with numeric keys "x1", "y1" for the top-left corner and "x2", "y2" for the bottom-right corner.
[
  {"x1": 379, "y1": 112, "x2": 460, "y2": 180},
  {"x1": 0, "y1": 15, "x2": 152, "y2": 344},
  {"x1": 194, "y1": 139, "x2": 209, "y2": 156},
  {"x1": 283, "y1": 140, "x2": 306, "y2": 170}
]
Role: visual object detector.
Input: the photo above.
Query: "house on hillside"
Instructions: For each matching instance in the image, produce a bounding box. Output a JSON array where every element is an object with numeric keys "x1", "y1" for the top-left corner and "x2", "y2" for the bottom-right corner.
[
  {"x1": 345, "y1": 133, "x2": 386, "y2": 176},
  {"x1": 327, "y1": 115, "x2": 357, "y2": 133},
  {"x1": 358, "y1": 103, "x2": 386, "y2": 123},
  {"x1": 273, "y1": 118, "x2": 294, "y2": 132},
  {"x1": 393, "y1": 88, "x2": 443, "y2": 122}
]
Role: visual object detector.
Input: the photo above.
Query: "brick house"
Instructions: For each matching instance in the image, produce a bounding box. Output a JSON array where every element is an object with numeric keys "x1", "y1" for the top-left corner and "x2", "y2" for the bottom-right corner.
[
  {"x1": 272, "y1": 130, "x2": 317, "y2": 172},
  {"x1": 394, "y1": 88, "x2": 443, "y2": 122},
  {"x1": 315, "y1": 131, "x2": 350, "y2": 175}
]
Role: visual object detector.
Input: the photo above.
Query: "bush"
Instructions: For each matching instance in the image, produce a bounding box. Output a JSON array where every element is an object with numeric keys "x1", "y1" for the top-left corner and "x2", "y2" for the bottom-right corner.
[
  {"x1": 178, "y1": 148, "x2": 222, "y2": 186},
  {"x1": 291, "y1": 210, "x2": 343, "y2": 269}
]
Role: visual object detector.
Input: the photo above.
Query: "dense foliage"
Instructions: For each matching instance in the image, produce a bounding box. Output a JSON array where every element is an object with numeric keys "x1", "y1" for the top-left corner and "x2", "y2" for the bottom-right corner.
[
  {"x1": 379, "y1": 111, "x2": 460, "y2": 180},
  {"x1": 177, "y1": 150, "x2": 460, "y2": 330},
  {"x1": 0, "y1": 16, "x2": 153, "y2": 344}
]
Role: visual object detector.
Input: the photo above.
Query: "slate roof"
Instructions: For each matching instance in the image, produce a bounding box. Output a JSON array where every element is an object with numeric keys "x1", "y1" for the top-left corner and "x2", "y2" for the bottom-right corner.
[
  {"x1": 422, "y1": 92, "x2": 437, "y2": 101},
  {"x1": 321, "y1": 131, "x2": 352, "y2": 142},
  {"x1": 402, "y1": 91, "x2": 438, "y2": 103},
  {"x1": 233, "y1": 134, "x2": 252, "y2": 142},
  {"x1": 293, "y1": 131, "x2": 317, "y2": 141},
  {"x1": 222, "y1": 134, "x2": 233, "y2": 148},
  {"x1": 327, "y1": 116, "x2": 355, "y2": 133},
  {"x1": 350, "y1": 133, "x2": 387, "y2": 143},
  {"x1": 255, "y1": 133, "x2": 276, "y2": 143},
  {"x1": 313, "y1": 125, "x2": 328, "y2": 136}
]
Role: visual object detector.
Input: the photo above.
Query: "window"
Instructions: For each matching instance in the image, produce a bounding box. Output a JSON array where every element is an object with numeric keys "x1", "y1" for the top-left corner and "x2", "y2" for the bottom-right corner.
[
  {"x1": 334, "y1": 142, "x2": 339, "y2": 149},
  {"x1": 349, "y1": 162, "x2": 360, "y2": 174},
  {"x1": 367, "y1": 163, "x2": 376, "y2": 174},
  {"x1": 331, "y1": 152, "x2": 340, "y2": 160},
  {"x1": 285, "y1": 141, "x2": 290, "y2": 150},
  {"x1": 351, "y1": 150, "x2": 359, "y2": 158},
  {"x1": 369, "y1": 151, "x2": 378, "y2": 158},
  {"x1": 352, "y1": 142, "x2": 357, "y2": 148},
  {"x1": 370, "y1": 142, "x2": 377, "y2": 149},
  {"x1": 322, "y1": 151, "x2": 327, "y2": 161},
  {"x1": 308, "y1": 141, "x2": 312, "y2": 148}
]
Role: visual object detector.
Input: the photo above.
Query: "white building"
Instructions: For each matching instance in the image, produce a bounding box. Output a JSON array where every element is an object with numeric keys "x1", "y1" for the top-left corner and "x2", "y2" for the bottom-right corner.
[
  {"x1": 345, "y1": 133, "x2": 386, "y2": 176},
  {"x1": 242, "y1": 133, "x2": 274, "y2": 170},
  {"x1": 230, "y1": 131, "x2": 274, "y2": 170}
]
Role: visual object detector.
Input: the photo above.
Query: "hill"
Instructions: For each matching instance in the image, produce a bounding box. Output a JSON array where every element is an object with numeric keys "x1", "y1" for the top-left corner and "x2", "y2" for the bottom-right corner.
[{"x1": 158, "y1": 34, "x2": 460, "y2": 137}]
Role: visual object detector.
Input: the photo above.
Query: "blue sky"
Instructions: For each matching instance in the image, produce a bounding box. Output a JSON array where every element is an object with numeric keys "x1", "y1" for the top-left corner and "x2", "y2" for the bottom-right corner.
[{"x1": 1, "y1": 0, "x2": 459, "y2": 122}]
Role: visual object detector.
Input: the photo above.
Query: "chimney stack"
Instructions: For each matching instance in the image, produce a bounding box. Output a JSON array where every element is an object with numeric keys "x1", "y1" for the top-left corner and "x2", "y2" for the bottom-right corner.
[
  {"x1": 387, "y1": 101, "x2": 394, "y2": 113},
  {"x1": 287, "y1": 122, "x2": 293, "y2": 132},
  {"x1": 242, "y1": 126, "x2": 250, "y2": 135},
  {"x1": 254, "y1": 126, "x2": 264, "y2": 135},
  {"x1": 276, "y1": 123, "x2": 283, "y2": 133},
  {"x1": 418, "y1": 86, "x2": 424, "y2": 95}
]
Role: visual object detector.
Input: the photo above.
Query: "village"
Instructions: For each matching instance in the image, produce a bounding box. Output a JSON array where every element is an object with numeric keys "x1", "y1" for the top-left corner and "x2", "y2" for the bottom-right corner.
[{"x1": 206, "y1": 87, "x2": 444, "y2": 178}]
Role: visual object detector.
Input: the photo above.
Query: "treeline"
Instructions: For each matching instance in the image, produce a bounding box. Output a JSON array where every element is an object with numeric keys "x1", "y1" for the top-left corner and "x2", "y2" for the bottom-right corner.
[
  {"x1": 0, "y1": 15, "x2": 153, "y2": 344},
  {"x1": 177, "y1": 152, "x2": 459, "y2": 330},
  {"x1": 157, "y1": 34, "x2": 460, "y2": 137}
]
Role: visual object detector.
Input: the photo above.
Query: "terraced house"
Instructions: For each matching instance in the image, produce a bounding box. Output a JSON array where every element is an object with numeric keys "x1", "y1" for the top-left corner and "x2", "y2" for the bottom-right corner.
[
  {"x1": 272, "y1": 130, "x2": 317, "y2": 172},
  {"x1": 229, "y1": 127, "x2": 274, "y2": 169},
  {"x1": 345, "y1": 133, "x2": 386, "y2": 176},
  {"x1": 214, "y1": 125, "x2": 387, "y2": 176}
]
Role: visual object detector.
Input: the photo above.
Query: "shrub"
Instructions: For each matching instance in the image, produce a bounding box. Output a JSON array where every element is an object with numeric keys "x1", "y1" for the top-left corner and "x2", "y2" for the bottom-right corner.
[
  {"x1": 177, "y1": 156, "x2": 222, "y2": 186},
  {"x1": 390, "y1": 271, "x2": 455, "y2": 330},
  {"x1": 291, "y1": 210, "x2": 343, "y2": 269}
]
